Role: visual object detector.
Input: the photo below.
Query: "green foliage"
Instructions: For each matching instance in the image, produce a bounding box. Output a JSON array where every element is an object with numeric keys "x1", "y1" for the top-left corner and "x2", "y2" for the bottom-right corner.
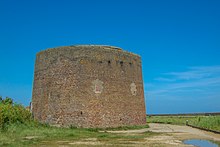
[
  {"x1": 0, "y1": 96, "x2": 13, "y2": 105},
  {"x1": 147, "y1": 115, "x2": 220, "y2": 131},
  {"x1": 0, "y1": 96, "x2": 153, "y2": 146},
  {"x1": 147, "y1": 116, "x2": 193, "y2": 125},
  {"x1": 3, "y1": 97, "x2": 13, "y2": 105},
  {"x1": 0, "y1": 97, "x2": 32, "y2": 130},
  {"x1": 192, "y1": 116, "x2": 220, "y2": 131},
  {"x1": 102, "y1": 124, "x2": 149, "y2": 131},
  {"x1": 0, "y1": 123, "x2": 156, "y2": 146}
]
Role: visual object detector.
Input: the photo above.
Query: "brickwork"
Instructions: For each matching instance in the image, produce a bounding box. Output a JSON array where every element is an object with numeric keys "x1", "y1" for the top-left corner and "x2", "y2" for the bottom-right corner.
[{"x1": 32, "y1": 45, "x2": 146, "y2": 128}]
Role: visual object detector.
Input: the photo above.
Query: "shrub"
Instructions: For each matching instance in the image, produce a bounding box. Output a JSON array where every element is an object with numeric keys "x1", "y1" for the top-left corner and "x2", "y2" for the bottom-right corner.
[{"x1": 0, "y1": 97, "x2": 32, "y2": 129}]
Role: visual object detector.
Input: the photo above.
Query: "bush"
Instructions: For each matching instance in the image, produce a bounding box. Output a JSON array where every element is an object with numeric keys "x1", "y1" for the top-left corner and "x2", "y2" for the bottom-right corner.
[{"x1": 0, "y1": 97, "x2": 32, "y2": 129}]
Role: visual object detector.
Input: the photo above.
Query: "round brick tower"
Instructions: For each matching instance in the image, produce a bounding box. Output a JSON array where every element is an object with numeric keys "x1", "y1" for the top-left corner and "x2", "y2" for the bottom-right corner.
[{"x1": 32, "y1": 45, "x2": 146, "y2": 128}]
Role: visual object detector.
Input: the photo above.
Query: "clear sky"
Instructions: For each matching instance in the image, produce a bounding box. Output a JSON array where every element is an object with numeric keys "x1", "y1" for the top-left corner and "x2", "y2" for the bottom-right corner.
[{"x1": 0, "y1": 0, "x2": 220, "y2": 114}]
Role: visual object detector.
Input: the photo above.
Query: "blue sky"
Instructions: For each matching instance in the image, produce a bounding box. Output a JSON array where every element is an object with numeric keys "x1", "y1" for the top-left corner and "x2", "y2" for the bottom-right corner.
[{"x1": 0, "y1": 0, "x2": 220, "y2": 114}]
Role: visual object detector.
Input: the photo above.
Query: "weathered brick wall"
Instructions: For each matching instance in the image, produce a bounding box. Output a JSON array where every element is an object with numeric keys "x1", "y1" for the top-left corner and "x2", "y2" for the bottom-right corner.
[{"x1": 32, "y1": 45, "x2": 146, "y2": 128}]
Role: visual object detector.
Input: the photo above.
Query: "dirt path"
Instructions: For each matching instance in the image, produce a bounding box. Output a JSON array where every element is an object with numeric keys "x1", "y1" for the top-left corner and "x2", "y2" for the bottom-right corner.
[
  {"x1": 107, "y1": 123, "x2": 220, "y2": 146},
  {"x1": 148, "y1": 123, "x2": 220, "y2": 141}
]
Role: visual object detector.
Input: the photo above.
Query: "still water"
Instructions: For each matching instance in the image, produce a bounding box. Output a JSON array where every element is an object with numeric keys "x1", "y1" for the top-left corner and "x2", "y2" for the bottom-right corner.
[{"x1": 183, "y1": 139, "x2": 219, "y2": 147}]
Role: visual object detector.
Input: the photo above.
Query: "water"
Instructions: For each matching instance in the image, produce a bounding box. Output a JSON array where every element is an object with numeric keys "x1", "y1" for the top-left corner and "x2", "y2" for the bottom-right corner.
[{"x1": 183, "y1": 139, "x2": 219, "y2": 147}]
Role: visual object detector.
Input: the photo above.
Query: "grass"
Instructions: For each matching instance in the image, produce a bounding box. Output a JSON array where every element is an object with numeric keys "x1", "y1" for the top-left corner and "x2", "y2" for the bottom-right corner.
[
  {"x1": 0, "y1": 97, "x2": 156, "y2": 146},
  {"x1": 0, "y1": 123, "x2": 154, "y2": 146},
  {"x1": 147, "y1": 116, "x2": 194, "y2": 125},
  {"x1": 147, "y1": 115, "x2": 220, "y2": 131},
  {"x1": 100, "y1": 124, "x2": 150, "y2": 131},
  {"x1": 191, "y1": 116, "x2": 220, "y2": 131}
]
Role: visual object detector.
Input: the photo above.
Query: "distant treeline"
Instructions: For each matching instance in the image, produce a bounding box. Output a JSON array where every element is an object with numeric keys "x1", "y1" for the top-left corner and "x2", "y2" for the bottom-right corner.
[{"x1": 148, "y1": 112, "x2": 220, "y2": 116}]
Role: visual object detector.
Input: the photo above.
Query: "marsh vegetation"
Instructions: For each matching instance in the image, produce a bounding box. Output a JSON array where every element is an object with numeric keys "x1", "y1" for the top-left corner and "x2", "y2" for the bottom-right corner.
[{"x1": 147, "y1": 115, "x2": 220, "y2": 131}]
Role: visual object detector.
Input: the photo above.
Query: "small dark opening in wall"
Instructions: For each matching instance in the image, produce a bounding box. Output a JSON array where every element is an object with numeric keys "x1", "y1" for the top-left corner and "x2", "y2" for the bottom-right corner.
[
  {"x1": 98, "y1": 61, "x2": 103, "y2": 64},
  {"x1": 120, "y1": 118, "x2": 122, "y2": 121},
  {"x1": 108, "y1": 60, "x2": 111, "y2": 64},
  {"x1": 80, "y1": 111, "x2": 83, "y2": 115},
  {"x1": 120, "y1": 61, "x2": 123, "y2": 66},
  {"x1": 129, "y1": 62, "x2": 132, "y2": 66}
]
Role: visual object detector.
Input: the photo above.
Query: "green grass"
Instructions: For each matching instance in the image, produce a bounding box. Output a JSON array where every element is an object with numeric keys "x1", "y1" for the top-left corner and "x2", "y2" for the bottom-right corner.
[
  {"x1": 100, "y1": 124, "x2": 149, "y2": 131},
  {"x1": 191, "y1": 116, "x2": 220, "y2": 131},
  {"x1": 147, "y1": 115, "x2": 220, "y2": 131},
  {"x1": 0, "y1": 97, "x2": 155, "y2": 146},
  {"x1": 147, "y1": 116, "x2": 194, "y2": 125},
  {"x1": 0, "y1": 123, "x2": 154, "y2": 146}
]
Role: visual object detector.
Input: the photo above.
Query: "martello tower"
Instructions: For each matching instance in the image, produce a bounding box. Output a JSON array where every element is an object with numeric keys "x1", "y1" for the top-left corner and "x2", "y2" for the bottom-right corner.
[{"x1": 32, "y1": 45, "x2": 146, "y2": 128}]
